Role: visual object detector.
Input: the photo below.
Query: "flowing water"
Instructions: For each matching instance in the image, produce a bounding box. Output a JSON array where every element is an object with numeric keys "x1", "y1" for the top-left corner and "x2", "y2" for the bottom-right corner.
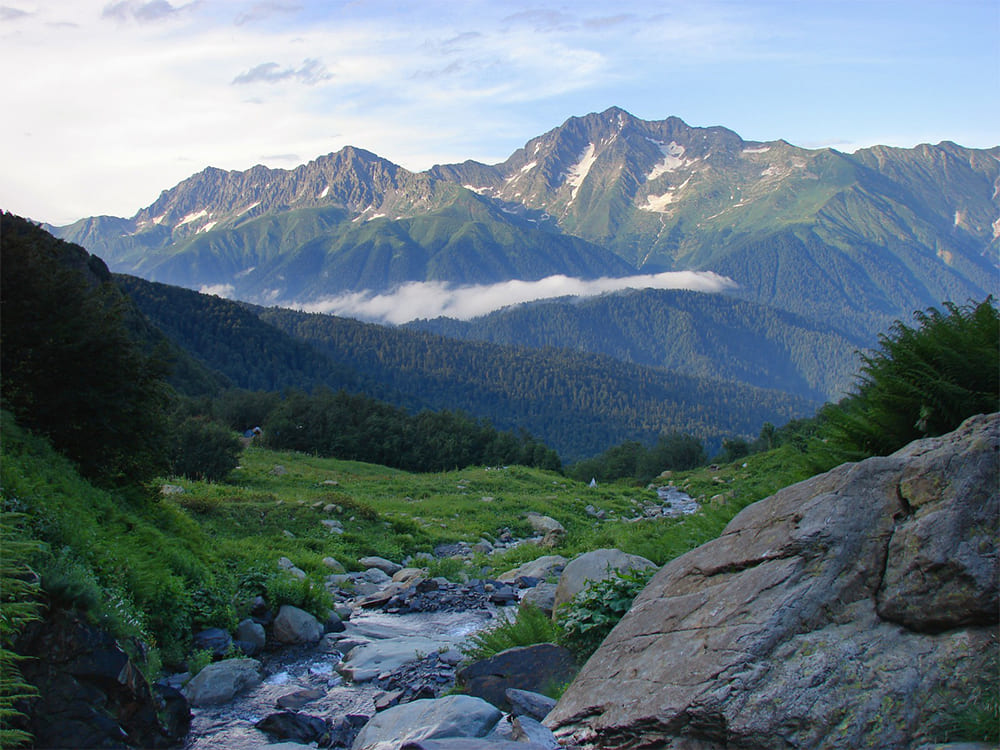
[{"x1": 183, "y1": 608, "x2": 498, "y2": 749}]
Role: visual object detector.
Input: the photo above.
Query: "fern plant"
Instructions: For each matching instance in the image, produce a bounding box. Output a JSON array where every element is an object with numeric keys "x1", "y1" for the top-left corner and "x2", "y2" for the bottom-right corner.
[
  {"x1": 0, "y1": 513, "x2": 43, "y2": 749},
  {"x1": 822, "y1": 298, "x2": 999, "y2": 459},
  {"x1": 461, "y1": 603, "x2": 560, "y2": 662}
]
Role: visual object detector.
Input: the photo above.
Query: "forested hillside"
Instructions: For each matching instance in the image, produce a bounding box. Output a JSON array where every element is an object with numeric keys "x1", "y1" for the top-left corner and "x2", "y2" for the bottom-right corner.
[
  {"x1": 258, "y1": 307, "x2": 818, "y2": 460},
  {"x1": 114, "y1": 272, "x2": 819, "y2": 460},
  {"x1": 408, "y1": 288, "x2": 867, "y2": 401}
]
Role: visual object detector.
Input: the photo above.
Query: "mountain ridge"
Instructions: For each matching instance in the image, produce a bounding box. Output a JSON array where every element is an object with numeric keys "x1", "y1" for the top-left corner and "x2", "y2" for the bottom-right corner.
[{"x1": 48, "y1": 106, "x2": 999, "y2": 346}]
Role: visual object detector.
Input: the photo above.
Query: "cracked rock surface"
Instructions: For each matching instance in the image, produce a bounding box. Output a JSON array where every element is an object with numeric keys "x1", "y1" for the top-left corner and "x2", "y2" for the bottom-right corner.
[{"x1": 546, "y1": 413, "x2": 999, "y2": 749}]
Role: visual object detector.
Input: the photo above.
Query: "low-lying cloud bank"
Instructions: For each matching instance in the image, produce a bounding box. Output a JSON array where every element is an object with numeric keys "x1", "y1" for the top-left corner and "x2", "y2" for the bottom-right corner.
[{"x1": 294, "y1": 271, "x2": 739, "y2": 324}]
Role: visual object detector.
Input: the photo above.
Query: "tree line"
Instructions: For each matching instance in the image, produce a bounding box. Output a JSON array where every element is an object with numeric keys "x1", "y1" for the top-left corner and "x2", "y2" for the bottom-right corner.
[{"x1": 1, "y1": 214, "x2": 561, "y2": 483}]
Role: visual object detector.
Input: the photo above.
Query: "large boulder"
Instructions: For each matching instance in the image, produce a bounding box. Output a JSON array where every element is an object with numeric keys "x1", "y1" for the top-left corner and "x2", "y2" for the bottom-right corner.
[
  {"x1": 552, "y1": 548, "x2": 656, "y2": 611},
  {"x1": 546, "y1": 414, "x2": 999, "y2": 749},
  {"x1": 457, "y1": 644, "x2": 576, "y2": 711},
  {"x1": 339, "y1": 636, "x2": 454, "y2": 682},
  {"x1": 15, "y1": 609, "x2": 190, "y2": 748},
  {"x1": 273, "y1": 604, "x2": 323, "y2": 644},
  {"x1": 352, "y1": 694, "x2": 502, "y2": 750},
  {"x1": 183, "y1": 658, "x2": 262, "y2": 706}
]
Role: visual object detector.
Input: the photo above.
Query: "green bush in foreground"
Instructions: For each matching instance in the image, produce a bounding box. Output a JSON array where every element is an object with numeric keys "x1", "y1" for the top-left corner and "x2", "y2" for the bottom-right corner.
[
  {"x1": 557, "y1": 567, "x2": 655, "y2": 659},
  {"x1": 0, "y1": 514, "x2": 42, "y2": 749},
  {"x1": 822, "y1": 298, "x2": 998, "y2": 459},
  {"x1": 461, "y1": 603, "x2": 561, "y2": 662}
]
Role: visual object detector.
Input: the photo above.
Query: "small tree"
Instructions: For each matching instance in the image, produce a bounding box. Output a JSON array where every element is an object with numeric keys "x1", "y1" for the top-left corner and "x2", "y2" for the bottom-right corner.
[{"x1": 170, "y1": 417, "x2": 242, "y2": 482}]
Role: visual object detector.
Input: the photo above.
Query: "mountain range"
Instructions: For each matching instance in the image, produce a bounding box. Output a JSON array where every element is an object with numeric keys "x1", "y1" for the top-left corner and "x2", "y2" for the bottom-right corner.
[
  {"x1": 50, "y1": 107, "x2": 998, "y2": 339},
  {"x1": 40, "y1": 107, "x2": 999, "y2": 456}
]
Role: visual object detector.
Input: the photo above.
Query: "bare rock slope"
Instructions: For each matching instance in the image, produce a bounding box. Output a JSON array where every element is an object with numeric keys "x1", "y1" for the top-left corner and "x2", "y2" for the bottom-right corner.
[{"x1": 546, "y1": 413, "x2": 999, "y2": 749}]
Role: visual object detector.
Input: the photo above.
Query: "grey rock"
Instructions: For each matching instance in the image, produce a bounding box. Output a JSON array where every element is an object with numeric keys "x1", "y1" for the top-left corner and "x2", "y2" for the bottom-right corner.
[
  {"x1": 192, "y1": 627, "x2": 232, "y2": 657},
  {"x1": 360, "y1": 556, "x2": 403, "y2": 575},
  {"x1": 357, "y1": 567, "x2": 393, "y2": 585},
  {"x1": 511, "y1": 716, "x2": 560, "y2": 749},
  {"x1": 392, "y1": 567, "x2": 426, "y2": 585},
  {"x1": 276, "y1": 687, "x2": 325, "y2": 710},
  {"x1": 182, "y1": 658, "x2": 261, "y2": 706},
  {"x1": 457, "y1": 644, "x2": 576, "y2": 712},
  {"x1": 273, "y1": 604, "x2": 323, "y2": 645},
  {"x1": 401, "y1": 740, "x2": 550, "y2": 750},
  {"x1": 352, "y1": 694, "x2": 502, "y2": 750},
  {"x1": 552, "y1": 548, "x2": 656, "y2": 611},
  {"x1": 323, "y1": 556, "x2": 347, "y2": 573},
  {"x1": 547, "y1": 414, "x2": 999, "y2": 750},
  {"x1": 497, "y1": 555, "x2": 567, "y2": 584},
  {"x1": 235, "y1": 618, "x2": 266, "y2": 655},
  {"x1": 255, "y1": 711, "x2": 328, "y2": 743},
  {"x1": 505, "y1": 688, "x2": 556, "y2": 721},
  {"x1": 339, "y1": 636, "x2": 453, "y2": 682},
  {"x1": 518, "y1": 583, "x2": 557, "y2": 617},
  {"x1": 525, "y1": 514, "x2": 566, "y2": 548}
]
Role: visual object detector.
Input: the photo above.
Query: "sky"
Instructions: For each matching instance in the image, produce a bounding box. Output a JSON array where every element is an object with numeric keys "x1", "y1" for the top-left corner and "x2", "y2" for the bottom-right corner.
[{"x1": 2, "y1": 0, "x2": 998, "y2": 227}]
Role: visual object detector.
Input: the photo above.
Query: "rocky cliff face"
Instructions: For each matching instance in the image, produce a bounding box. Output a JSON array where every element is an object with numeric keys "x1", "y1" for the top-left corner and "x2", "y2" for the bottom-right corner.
[{"x1": 546, "y1": 413, "x2": 999, "y2": 749}]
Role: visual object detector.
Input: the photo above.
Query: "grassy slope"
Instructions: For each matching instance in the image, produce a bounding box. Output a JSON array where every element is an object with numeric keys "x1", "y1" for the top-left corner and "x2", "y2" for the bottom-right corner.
[{"x1": 2, "y1": 408, "x2": 822, "y2": 665}]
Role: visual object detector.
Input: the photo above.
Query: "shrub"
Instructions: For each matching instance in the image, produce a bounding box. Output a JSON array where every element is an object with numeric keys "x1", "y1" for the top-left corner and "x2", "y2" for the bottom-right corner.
[
  {"x1": 822, "y1": 298, "x2": 999, "y2": 459},
  {"x1": 0, "y1": 514, "x2": 43, "y2": 749},
  {"x1": 264, "y1": 573, "x2": 332, "y2": 621},
  {"x1": 556, "y1": 567, "x2": 655, "y2": 659},
  {"x1": 461, "y1": 603, "x2": 561, "y2": 662},
  {"x1": 170, "y1": 417, "x2": 242, "y2": 482}
]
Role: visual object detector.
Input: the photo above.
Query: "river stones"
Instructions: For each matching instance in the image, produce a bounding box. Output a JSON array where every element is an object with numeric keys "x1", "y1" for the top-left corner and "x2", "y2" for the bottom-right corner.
[
  {"x1": 352, "y1": 695, "x2": 502, "y2": 750},
  {"x1": 338, "y1": 636, "x2": 451, "y2": 682},
  {"x1": 497, "y1": 555, "x2": 566, "y2": 584},
  {"x1": 273, "y1": 604, "x2": 323, "y2": 644},
  {"x1": 235, "y1": 618, "x2": 266, "y2": 655},
  {"x1": 183, "y1": 658, "x2": 262, "y2": 706},
  {"x1": 360, "y1": 556, "x2": 404, "y2": 576}
]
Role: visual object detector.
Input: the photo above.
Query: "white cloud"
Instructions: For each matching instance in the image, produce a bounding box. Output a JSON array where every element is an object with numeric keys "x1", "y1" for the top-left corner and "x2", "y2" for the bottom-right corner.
[
  {"x1": 199, "y1": 283, "x2": 235, "y2": 297},
  {"x1": 1, "y1": 0, "x2": 995, "y2": 227},
  {"x1": 232, "y1": 58, "x2": 332, "y2": 86},
  {"x1": 295, "y1": 271, "x2": 739, "y2": 324}
]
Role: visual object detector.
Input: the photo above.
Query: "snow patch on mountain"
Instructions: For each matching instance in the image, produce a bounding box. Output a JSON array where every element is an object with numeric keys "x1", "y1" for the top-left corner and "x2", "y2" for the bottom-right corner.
[
  {"x1": 319, "y1": 185, "x2": 330, "y2": 198},
  {"x1": 566, "y1": 143, "x2": 597, "y2": 202},
  {"x1": 519, "y1": 160, "x2": 538, "y2": 174},
  {"x1": 640, "y1": 192, "x2": 678, "y2": 212},
  {"x1": 178, "y1": 209, "x2": 208, "y2": 227},
  {"x1": 646, "y1": 139, "x2": 688, "y2": 181},
  {"x1": 197, "y1": 221, "x2": 218, "y2": 233},
  {"x1": 742, "y1": 146, "x2": 771, "y2": 154}
]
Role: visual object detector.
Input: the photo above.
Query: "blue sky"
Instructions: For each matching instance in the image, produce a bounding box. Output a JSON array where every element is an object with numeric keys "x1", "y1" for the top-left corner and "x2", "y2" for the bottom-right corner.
[{"x1": 2, "y1": 0, "x2": 998, "y2": 225}]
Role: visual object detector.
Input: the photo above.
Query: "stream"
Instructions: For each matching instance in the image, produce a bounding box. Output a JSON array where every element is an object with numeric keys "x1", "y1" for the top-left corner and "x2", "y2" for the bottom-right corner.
[{"x1": 182, "y1": 607, "x2": 500, "y2": 749}]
